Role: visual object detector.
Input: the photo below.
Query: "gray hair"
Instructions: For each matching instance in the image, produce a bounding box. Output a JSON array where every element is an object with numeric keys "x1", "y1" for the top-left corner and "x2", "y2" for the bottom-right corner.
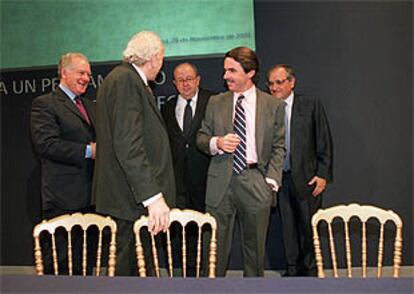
[
  {"x1": 57, "y1": 52, "x2": 89, "y2": 79},
  {"x1": 123, "y1": 31, "x2": 164, "y2": 65},
  {"x1": 267, "y1": 64, "x2": 296, "y2": 80}
]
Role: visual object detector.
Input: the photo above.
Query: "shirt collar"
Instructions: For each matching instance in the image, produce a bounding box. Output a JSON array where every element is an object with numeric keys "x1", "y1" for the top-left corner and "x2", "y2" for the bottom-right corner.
[
  {"x1": 59, "y1": 84, "x2": 76, "y2": 101},
  {"x1": 178, "y1": 90, "x2": 199, "y2": 105},
  {"x1": 233, "y1": 85, "x2": 256, "y2": 101},
  {"x1": 131, "y1": 63, "x2": 148, "y2": 86},
  {"x1": 285, "y1": 91, "x2": 294, "y2": 107}
]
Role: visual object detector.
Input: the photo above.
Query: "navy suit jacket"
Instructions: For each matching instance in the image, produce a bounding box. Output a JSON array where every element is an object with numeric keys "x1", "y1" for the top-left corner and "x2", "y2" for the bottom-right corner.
[
  {"x1": 30, "y1": 87, "x2": 96, "y2": 210},
  {"x1": 289, "y1": 94, "x2": 333, "y2": 197},
  {"x1": 161, "y1": 89, "x2": 213, "y2": 211}
]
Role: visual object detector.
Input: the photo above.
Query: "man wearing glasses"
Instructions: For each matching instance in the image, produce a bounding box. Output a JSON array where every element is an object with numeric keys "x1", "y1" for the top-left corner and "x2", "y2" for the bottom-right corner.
[
  {"x1": 267, "y1": 64, "x2": 333, "y2": 276},
  {"x1": 162, "y1": 62, "x2": 214, "y2": 275},
  {"x1": 162, "y1": 62, "x2": 214, "y2": 213}
]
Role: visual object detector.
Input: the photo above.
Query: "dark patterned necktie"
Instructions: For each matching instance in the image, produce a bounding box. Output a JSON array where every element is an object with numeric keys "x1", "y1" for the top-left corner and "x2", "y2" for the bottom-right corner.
[
  {"x1": 233, "y1": 95, "x2": 247, "y2": 174},
  {"x1": 183, "y1": 99, "x2": 192, "y2": 138},
  {"x1": 74, "y1": 96, "x2": 90, "y2": 125}
]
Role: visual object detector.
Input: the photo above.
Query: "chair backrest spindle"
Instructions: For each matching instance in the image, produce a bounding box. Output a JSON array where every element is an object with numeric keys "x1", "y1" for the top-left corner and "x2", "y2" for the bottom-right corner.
[
  {"x1": 133, "y1": 209, "x2": 217, "y2": 278},
  {"x1": 33, "y1": 213, "x2": 117, "y2": 276},
  {"x1": 311, "y1": 203, "x2": 403, "y2": 278}
]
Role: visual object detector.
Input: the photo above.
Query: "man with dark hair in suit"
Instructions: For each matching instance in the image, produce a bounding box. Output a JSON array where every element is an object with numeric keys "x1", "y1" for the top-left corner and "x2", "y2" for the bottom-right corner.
[
  {"x1": 267, "y1": 64, "x2": 333, "y2": 276},
  {"x1": 162, "y1": 62, "x2": 213, "y2": 275},
  {"x1": 30, "y1": 52, "x2": 96, "y2": 274},
  {"x1": 92, "y1": 31, "x2": 176, "y2": 276},
  {"x1": 197, "y1": 47, "x2": 285, "y2": 277}
]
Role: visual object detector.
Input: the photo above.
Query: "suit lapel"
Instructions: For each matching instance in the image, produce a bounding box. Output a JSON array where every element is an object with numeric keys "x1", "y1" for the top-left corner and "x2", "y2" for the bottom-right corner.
[
  {"x1": 83, "y1": 99, "x2": 96, "y2": 128},
  {"x1": 170, "y1": 97, "x2": 185, "y2": 138},
  {"x1": 57, "y1": 88, "x2": 90, "y2": 126},
  {"x1": 171, "y1": 90, "x2": 211, "y2": 139},
  {"x1": 221, "y1": 92, "x2": 234, "y2": 134},
  {"x1": 255, "y1": 89, "x2": 266, "y2": 157},
  {"x1": 188, "y1": 90, "x2": 208, "y2": 137},
  {"x1": 290, "y1": 94, "x2": 301, "y2": 152}
]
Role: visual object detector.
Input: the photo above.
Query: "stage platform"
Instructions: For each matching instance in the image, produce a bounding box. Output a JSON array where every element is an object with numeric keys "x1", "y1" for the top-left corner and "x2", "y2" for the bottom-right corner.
[
  {"x1": 1, "y1": 266, "x2": 413, "y2": 293},
  {"x1": 1, "y1": 274, "x2": 413, "y2": 293}
]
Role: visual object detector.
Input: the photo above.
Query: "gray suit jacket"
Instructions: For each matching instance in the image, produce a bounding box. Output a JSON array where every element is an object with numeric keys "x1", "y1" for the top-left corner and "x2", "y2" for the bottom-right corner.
[
  {"x1": 197, "y1": 89, "x2": 285, "y2": 207},
  {"x1": 92, "y1": 62, "x2": 176, "y2": 221}
]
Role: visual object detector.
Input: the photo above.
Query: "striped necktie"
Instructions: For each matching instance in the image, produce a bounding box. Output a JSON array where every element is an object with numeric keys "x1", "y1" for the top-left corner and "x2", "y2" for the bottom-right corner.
[{"x1": 233, "y1": 94, "x2": 247, "y2": 174}]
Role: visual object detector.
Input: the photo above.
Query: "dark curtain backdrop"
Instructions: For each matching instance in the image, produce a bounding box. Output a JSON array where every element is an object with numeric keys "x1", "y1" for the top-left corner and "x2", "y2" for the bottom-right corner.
[{"x1": 1, "y1": 0, "x2": 412, "y2": 267}]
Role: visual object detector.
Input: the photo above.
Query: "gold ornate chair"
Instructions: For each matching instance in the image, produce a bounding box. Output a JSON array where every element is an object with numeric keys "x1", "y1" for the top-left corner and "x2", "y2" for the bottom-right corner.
[
  {"x1": 33, "y1": 213, "x2": 117, "y2": 276},
  {"x1": 311, "y1": 203, "x2": 403, "y2": 278},
  {"x1": 133, "y1": 208, "x2": 217, "y2": 278}
]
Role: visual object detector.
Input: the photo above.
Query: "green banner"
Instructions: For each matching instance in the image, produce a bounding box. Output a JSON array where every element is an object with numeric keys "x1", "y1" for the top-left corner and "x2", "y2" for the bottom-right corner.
[{"x1": 1, "y1": 0, "x2": 255, "y2": 69}]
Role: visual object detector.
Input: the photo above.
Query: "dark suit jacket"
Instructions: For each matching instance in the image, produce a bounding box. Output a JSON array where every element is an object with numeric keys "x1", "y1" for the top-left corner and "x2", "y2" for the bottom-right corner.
[
  {"x1": 92, "y1": 62, "x2": 176, "y2": 221},
  {"x1": 161, "y1": 89, "x2": 213, "y2": 211},
  {"x1": 289, "y1": 94, "x2": 333, "y2": 198},
  {"x1": 197, "y1": 89, "x2": 285, "y2": 207},
  {"x1": 30, "y1": 87, "x2": 96, "y2": 211}
]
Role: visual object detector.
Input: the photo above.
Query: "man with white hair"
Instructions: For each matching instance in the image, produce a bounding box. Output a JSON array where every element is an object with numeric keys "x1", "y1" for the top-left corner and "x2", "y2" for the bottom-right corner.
[
  {"x1": 31, "y1": 52, "x2": 96, "y2": 274},
  {"x1": 93, "y1": 31, "x2": 176, "y2": 276}
]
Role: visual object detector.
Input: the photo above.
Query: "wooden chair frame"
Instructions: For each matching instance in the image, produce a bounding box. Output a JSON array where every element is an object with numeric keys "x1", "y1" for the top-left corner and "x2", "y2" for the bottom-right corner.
[
  {"x1": 311, "y1": 203, "x2": 403, "y2": 278},
  {"x1": 133, "y1": 208, "x2": 217, "y2": 278},
  {"x1": 33, "y1": 213, "x2": 117, "y2": 276}
]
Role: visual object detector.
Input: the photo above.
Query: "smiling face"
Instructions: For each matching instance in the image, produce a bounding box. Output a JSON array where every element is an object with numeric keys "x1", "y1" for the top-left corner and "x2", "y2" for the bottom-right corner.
[
  {"x1": 173, "y1": 63, "x2": 200, "y2": 100},
  {"x1": 223, "y1": 57, "x2": 254, "y2": 93},
  {"x1": 267, "y1": 67, "x2": 295, "y2": 100},
  {"x1": 60, "y1": 56, "x2": 91, "y2": 96}
]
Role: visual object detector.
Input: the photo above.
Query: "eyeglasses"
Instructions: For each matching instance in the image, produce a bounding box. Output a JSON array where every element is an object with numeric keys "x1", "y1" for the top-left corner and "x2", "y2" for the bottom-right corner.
[
  {"x1": 266, "y1": 78, "x2": 289, "y2": 87},
  {"x1": 175, "y1": 77, "x2": 197, "y2": 84}
]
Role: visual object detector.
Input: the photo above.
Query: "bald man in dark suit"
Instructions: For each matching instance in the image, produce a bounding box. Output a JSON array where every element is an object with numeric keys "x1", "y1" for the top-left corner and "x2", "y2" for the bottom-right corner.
[
  {"x1": 162, "y1": 63, "x2": 213, "y2": 212},
  {"x1": 162, "y1": 62, "x2": 213, "y2": 276}
]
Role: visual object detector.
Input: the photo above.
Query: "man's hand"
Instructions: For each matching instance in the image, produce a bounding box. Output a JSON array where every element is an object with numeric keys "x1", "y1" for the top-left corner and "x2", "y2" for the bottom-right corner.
[
  {"x1": 308, "y1": 176, "x2": 327, "y2": 197},
  {"x1": 90, "y1": 142, "x2": 96, "y2": 159},
  {"x1": 217, "y1": 133, "x2": 240, "y2": 153},
  {"x1": 147, "y1": 197, "x2": 170, "y2": 235},
  {"x1": 265, "y1": 178, "x2": 279, "y2": 192}
]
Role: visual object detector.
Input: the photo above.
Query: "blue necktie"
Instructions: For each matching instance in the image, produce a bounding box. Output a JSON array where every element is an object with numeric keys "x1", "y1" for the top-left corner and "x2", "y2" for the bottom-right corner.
[{"x1": 233, "y1": 95, "x2": 247, "y2": 174}]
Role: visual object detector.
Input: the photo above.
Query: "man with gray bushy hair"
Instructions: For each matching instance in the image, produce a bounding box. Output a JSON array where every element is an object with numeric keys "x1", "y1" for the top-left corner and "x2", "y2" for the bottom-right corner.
[{"x1": 93, "y1": 31, "x2": 176, "y2": 276}]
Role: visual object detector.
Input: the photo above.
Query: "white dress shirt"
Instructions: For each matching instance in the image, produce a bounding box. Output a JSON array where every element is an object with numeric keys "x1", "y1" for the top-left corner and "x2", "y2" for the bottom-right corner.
[
  {"x1": 209, "y1": 85, "x2": 278, "y2": 191},
  {"x1": 175, "y1": 91, "x2": 198, "y2": 131},
  {"x1": 232, "y1": 86, "x2": 258, "y2": 164}
]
